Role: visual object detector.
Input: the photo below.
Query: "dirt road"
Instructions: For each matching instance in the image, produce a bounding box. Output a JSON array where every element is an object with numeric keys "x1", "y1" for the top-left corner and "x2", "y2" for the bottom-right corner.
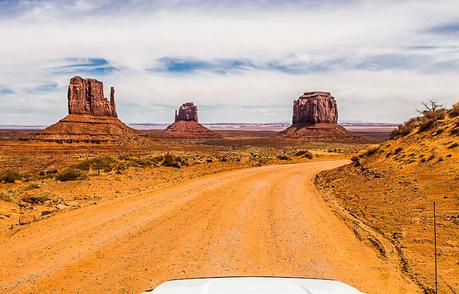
[{"x1": 0, "y1": 161, "x2": 419, "y2": 293}]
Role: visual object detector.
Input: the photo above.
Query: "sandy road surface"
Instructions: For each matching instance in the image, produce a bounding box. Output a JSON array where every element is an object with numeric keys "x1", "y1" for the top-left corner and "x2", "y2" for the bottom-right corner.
[{"x1": 0, "y1": 161, "x2": 419, "y2": 293}]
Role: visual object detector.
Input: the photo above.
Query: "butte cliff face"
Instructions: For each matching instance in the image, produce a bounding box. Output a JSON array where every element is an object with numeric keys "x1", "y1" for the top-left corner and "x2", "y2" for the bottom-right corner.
[
  {"x1": 175, "y1": 102, "x2": 198, "y2": 122},
  {"x1": 27, "y1": 76, "x2": 145, "y2": 144},
  {"x1": 292, "y1": 92, "x2": 337, "y2": 125},
  {"x1": 68, "y1": 76, "x2": 118, "y2": 118},
  {"x1": 163, "y1": 102, "x2": 221, "y2": 139},
  {"x1": 278, "y1": 91, "x2": 359, "y2": 141}
]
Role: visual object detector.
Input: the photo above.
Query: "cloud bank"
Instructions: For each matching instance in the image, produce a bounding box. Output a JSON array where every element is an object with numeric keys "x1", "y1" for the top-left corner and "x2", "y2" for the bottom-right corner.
[{"x1": 0, "y1": 0, "x2": 458, "y2": 124}]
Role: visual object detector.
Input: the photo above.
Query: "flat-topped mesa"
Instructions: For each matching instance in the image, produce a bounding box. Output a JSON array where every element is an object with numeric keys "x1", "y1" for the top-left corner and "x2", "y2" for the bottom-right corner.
[
  {"x1": 175, "y1": 102, "x2": 198, "y2": 122},
  {"x1": 292, "y1": 91, "x2": 337, "y2": 125},
  {"x1": 278, "y1": 91, "x2": 361, "y2": 142},
  {"x1": 68, "y1": 76, "x2": 118, "y2": 118}
]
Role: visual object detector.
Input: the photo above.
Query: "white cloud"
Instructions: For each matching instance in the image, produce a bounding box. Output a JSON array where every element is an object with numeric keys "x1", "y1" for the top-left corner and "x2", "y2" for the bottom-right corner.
[{"x1": 0, "y1": 0, "x2": 458, "y2": 124}]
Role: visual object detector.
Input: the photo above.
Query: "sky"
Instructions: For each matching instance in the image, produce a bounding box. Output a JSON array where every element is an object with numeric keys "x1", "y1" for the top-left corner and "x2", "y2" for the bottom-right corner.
[{"x1": 0, "y1": 0, "x2": 458, "y2": 125}]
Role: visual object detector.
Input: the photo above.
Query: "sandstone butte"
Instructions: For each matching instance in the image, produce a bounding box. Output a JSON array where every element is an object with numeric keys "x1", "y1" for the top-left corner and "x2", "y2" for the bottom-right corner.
[
  {"x1": 25, "y1": 76, "x2": 144, "y2": 144},
  {"x1": 162, "y1": 102, "x2": 221, "y2": 139},
  {"x1": 278, "y1": 91, "x2": 359, "y2": 141}
]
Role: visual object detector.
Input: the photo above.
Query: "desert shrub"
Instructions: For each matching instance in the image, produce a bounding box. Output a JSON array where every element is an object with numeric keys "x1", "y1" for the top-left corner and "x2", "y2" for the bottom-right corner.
[
  {"x1": 361, "y1": 145, "x2": 381, "y2": 157},
  {"x1": 129, "y1": 157, "x2": 156, "y2": 167},
  {"x1": 277, "y1": 155, "x2": 291, "y2": 160},
  {"x1": 0, "y1": 170, "x2": 23, "y2": 183},
  {"x1": 295, "y1": 150, "x2": 313, "y2": 159},
  {"x1": 74, "y1": 156, "x2": 116, "y2": 172},
  {"x1": 433, "y1": 128, "x2": 444, "y2": 136},
  {"x1": 394, "y1": 147, "x2": 403, "y2": 154},
  {"x1": 418, "y1": 117, "x2": 435, "y2": 132},
  {"x1": 21, "y1": 193, "x2": 52, "y2": 205},
  {"x1": 0, "y1": 190, "x2": 16, "y2": 202},
  {"x1": 56, "y1": 168, "x2": 87, "y2": 182},
  {"x1": 162, "y1": 154, "x2": 184, "y2": 167},
  {"x1": 350, "y1": 156, "x2": 361, "y2": 166},
  {"x1": 417, "y1": 108, "x2": 446, "y2": 133},
  {"x1": 448, "y1": 102, "x2": 459, "y2": 117},
  {"x1": 390, "y1": 123, "x2": 414, "y2": 139},
  {"x1": 451, "y1": 121, "x2": 459, "y2": 136}
]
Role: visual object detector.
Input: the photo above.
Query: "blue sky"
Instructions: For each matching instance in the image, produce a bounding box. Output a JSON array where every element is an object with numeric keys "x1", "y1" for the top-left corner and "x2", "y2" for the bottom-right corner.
[{"x1": 0, "y1": 0, "x2": 458, "y2": 124}]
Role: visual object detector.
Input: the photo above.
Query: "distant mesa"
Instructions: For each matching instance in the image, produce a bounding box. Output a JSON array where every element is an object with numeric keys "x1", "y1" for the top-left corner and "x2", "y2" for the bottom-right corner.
[
  {"x1": 162, "y1": 102, "x2": 221, "y2": 139},
  {"x1": 175, "y1": 102, "x2": 198, "y2": 122},
  {"x1": 25, "y1": 76, "x2": 144, "y2": 144},
  {"x1": 278, "y1": 91, "x2": 359, "y2": 141}
]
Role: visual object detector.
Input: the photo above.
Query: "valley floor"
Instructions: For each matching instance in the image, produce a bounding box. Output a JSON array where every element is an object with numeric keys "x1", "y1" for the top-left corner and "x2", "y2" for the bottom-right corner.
[{"x1": 0, "y1": 161, "x2": 419, "y2": 293}]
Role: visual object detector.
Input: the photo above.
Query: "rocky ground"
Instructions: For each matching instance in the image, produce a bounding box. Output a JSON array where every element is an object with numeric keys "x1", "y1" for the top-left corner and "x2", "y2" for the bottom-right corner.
[
  {"x1": 0, "y1": 131, "x2": 363, "y2": 238},
  {"x1": 315, "y1": 104, "x2": 459, "y2": 293}
]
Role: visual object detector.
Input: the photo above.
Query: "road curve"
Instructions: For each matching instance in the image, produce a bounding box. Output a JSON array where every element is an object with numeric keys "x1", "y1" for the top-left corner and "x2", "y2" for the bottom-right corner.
[{"x1": 0, "y1": 161, "x2": 418, "y2": 293}]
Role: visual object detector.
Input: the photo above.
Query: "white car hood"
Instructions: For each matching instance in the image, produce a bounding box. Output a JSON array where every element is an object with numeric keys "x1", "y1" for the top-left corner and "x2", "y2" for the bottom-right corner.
[{"x1": 145, "y1": 277, "x2": 363, "y2": 294}]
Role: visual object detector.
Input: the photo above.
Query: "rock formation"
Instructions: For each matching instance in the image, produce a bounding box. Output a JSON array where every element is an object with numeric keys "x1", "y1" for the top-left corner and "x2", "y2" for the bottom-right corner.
[
  {"x1": 175, "y1": 102, "x2": 198, "y2": 122},
  {"x1": 26, "y1": 76, "x2": 145, "y2": 144},
  {"x1": 292, "y1": 92, "x2": 337, "y2": 125},
  {"x1": 278, "y1": 91, "x2": 359, "y2": 141},
  {"x1": 68, "y1": 76, "x2": 118, "y2": 117},
  {"x1": 163, "y1": 102, "x2": 221, "y2": 139}
]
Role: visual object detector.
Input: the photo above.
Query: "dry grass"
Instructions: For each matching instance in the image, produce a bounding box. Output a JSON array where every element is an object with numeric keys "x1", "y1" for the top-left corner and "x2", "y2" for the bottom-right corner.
[{"x1": 316, "y1": 103, "x2": 459, "y2": 292}]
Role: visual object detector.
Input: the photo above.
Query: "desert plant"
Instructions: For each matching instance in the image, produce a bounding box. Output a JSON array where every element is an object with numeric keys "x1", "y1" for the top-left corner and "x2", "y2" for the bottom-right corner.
[
  {"x1": 0, "y1": 190, "x2": 16, "y2": 202},
  {"x1": 74, "y1": 156, "x2": 116, "y2": 172},
  {"x1": 295, "y1": 150, "x2": 313, "y2": 159},
  {"x1": 390, "y1": 123, "x2": 414, "y2": 139},
  {"x1": 361, "y1": 145, "x2": 381, "y2": 157},
  {"x1": 448, "y1": 102, "x2": 459, "y2": 117},
  {"x1": 56, "y1": 168, "x2": 87, "y2": 182},
  {"x1": 162, "y1": 154, "x2": 184, "y2": 167},
  {"x1": 351, "y1": 156, "x2": 361, "y2": 166},
  {"x1": 0, "y1": 170, "x2": 23, "y2": 183},
  {"x1": 394, "y1": 147, "x2": 403, "y2": 154},
  {"x1": 277, "y1": 155, "x2": 291, "y2": 160},
  {"x1": 21, "y1": 193, "x2": 52, "y2": 205},
  {"x1": 417, "y1": 99, "x2": 444, "y2": 114}
]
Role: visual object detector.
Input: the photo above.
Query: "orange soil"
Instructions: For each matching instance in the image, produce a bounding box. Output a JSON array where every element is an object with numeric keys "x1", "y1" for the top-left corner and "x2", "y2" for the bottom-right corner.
[{"x1": 0, "y1": 161, "x2": 419, "y2": 293}]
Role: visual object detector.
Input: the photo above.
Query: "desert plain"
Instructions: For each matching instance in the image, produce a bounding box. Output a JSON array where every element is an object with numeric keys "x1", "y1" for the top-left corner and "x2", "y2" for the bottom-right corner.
[{"x1": 0, "y1": 82, "x2": 458, "y2": 294}]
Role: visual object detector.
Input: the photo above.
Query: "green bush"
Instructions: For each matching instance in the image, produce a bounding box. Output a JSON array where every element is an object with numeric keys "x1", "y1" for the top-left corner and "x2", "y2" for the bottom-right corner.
[
  {"x1": 295, "y1": 150, "x2": 313, "y2": 159},
  {"x1": 56, "y1": 168, "x2": 87, "y2": 182},
  {"x1": 162, "y1": 154, "x2": 184, "y2": 167},
  {"x1": 0, "y1": 170, "x2": 23, "y2": 183},
  {"x1": 74, "y1": 156, "x2": 116, "y2": 172}
]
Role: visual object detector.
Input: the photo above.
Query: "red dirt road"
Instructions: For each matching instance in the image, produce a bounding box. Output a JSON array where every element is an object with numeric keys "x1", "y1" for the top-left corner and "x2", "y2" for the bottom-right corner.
[{"x1": 0, "y1": 161, "x2": 419, "y2": 293}]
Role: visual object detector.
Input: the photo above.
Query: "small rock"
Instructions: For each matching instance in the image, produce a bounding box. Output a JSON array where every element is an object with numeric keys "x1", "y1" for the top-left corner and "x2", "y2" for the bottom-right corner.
[
  {"x1": 56, "y1": 204, "x2": 70, "y2": 210},
  {"x1": 19, "y1": 214, "x2": 35, "y2": 225},
  {"x1": 41, "y1": 210, "x2": 55, "y2": 216}
]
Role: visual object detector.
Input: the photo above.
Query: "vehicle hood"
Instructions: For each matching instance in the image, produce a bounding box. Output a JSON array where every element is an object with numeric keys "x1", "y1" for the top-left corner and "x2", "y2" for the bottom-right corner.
[{"x1": 144, "y1": 277, "x2": 362, "y2": 294}]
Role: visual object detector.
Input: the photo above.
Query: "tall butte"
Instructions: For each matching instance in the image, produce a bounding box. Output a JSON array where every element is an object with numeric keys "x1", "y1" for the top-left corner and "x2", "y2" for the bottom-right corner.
[
  {"x1": 28, "y1": 76, "x2": 143, "y2": 144},
  {"x1": 278, "y1": 91, "x2": 358, "y2": 141},
  {"x1": 162, "y1": 102, "x2": 221, "y2": 139}
]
